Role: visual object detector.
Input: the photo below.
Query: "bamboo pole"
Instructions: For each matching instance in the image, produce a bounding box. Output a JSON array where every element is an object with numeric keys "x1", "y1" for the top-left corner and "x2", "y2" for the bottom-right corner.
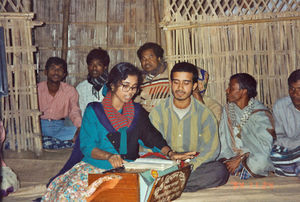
[
  {"x1": 24, "y1": 17, "x2": 42, "y2": 155},
  {"x1": 162, "y1": 16, "x2": 300, "y2": 31},
  {"x1": 163, "y1": 0, "x2": 173, "y2": 76},
  {"x1": 153, "y1": 0, "x2": 161, "y2": 45},
  {"x1": 61, "y1": 0, "x2": 71, "y2": 61}
]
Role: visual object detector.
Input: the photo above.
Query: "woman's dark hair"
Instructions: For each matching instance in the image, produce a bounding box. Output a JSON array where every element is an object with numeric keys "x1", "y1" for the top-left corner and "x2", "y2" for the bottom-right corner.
[
  {"x1": 45, "y1": 57, "x2": 68, "y2": 74},
  {"x1": 86, "y1": 47, "x2": 110, "y2": 67},
  {"x1": 288, "y1": 69, "x2": 300, "y2": 86},
  {"x1": 107, "y1": 62, "x2": 143, "y2": 94},
  {"x1": 137, "y1": 42, "x2": 164, "y2": 60},
  {"x1": 170, "y1": 62, "x2": 199, "y2": 84},
  {"x1": 230, "y1": 73, "x2": 257, "y2": 98}
]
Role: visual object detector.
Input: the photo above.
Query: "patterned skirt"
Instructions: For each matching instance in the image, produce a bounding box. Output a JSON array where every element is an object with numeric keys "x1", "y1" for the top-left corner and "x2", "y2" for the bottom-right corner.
[{"x1": 42, "y1": 161, "x2": 105, "y2": 201}]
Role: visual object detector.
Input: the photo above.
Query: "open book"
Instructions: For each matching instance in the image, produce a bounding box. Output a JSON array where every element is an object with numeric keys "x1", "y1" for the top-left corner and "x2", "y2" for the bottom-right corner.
[
  {"x1": 123, "y1": 158, "x2": 178, "y2": 171},
  {"x1": 124, "y1": 158, "x2": 180, "y2": 202}
]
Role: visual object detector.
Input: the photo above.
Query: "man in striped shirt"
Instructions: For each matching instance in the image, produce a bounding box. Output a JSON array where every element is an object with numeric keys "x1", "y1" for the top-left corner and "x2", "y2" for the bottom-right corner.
[
  {"x1": 134, "y1": 42, "x2": 170, "y2": 112},
  {"x1": 149, "y1": 62, "x2": 229, "y2": 192}
]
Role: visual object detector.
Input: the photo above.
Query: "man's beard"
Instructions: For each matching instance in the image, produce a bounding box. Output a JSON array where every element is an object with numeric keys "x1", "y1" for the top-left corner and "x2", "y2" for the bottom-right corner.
[{"x1": 172, "y1": 90, "x2": 192, "y2": 101}]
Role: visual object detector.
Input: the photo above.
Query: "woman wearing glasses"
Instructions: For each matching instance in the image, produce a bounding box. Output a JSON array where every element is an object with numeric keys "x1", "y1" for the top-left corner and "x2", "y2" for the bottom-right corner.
[{"x1": 42, "y1": 62, "x2": 195, "y2": 201}]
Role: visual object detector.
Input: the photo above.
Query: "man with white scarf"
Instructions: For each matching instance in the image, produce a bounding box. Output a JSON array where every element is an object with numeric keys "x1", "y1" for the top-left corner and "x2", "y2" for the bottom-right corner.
[{"x1": 218, "y1": 73, "x2": 275, "y2": 179}]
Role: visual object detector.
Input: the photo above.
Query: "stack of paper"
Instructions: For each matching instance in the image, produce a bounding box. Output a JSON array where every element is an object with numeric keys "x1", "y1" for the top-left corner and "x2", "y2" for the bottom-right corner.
[{"x1": 123, "y1": 158, "x2": 177, "y2": 171}]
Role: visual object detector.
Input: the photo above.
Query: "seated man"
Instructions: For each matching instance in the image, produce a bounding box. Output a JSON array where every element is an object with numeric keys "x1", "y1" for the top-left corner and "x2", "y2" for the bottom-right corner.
[
  {"x1": 218, "y1": 73, "x2": 274, "y2": 179},
  {"x1": 76, "y1": 47, "x2": 110, "y2": 116},
  {"x1": 149, "y1": 62, "x2": 229, "y2": 192},
  {"x1": 271, "y1": 69, "x2": 300, "y2": 177},
  {"x1": 135, "y1": 42, "x2": 169, "y2": 112},
  {"x1": 38, "y1": 57, "x2": 82, "y2": 149}
]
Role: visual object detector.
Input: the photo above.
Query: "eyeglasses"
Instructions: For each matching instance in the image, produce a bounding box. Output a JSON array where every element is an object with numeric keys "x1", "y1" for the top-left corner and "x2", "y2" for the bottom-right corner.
[
  {"x1": 120, "y1": 83, "x2": 138, "y2": 92},
  {"x1": 289, "y1": 86, "x2": 300, "y2": 93}
]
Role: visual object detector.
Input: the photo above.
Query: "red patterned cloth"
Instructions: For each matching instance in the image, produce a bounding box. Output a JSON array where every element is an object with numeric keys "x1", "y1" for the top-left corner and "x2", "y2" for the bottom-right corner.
[{"x1": 102, "y1": 91, "x2": 134, "y2": 131}]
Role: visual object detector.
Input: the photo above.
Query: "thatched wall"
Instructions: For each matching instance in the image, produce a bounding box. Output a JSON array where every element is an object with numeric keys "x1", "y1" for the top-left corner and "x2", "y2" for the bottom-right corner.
[
  {"x1": 162, "y1": 0, "x2": 300, "y2": 108},
  {"x1": 33, "y1": 0, "x2": 165, "y2": 86}
]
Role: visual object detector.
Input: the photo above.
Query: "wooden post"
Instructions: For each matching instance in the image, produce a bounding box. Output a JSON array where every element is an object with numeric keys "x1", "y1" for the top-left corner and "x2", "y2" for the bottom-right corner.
[
  {"x1": 153, "y1": 0, "x2": 161, "y2": 45},
  {"x1": 163, "y1": 0, "x2": 172, "y2": 76},
  {"x1": 61, "y1": 0, "x2": 71, "y2": 61}
]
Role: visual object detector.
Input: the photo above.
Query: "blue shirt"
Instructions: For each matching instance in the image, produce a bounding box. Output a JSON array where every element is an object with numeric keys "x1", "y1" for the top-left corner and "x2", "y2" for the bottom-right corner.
[{"x1": 273, "y1": 96, "x2": 300, "y2": 150}]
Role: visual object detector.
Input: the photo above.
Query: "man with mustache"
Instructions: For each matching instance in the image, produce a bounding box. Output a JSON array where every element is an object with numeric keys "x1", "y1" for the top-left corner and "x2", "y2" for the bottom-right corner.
[
  {"x1": 38, "y1": 57, "x2": 82, "y2": 149},
  {"x1": 149, "y1": 62, "x2": 229, "y2": 192},
  {"x1": 135, "y1": 42, "x2": 170, "y2": 112},
  {"x1": 271, "y1": 69, "x2": 300, "y2": 177},
  {"x1": 218, "y1": 73, "x2": 274, "y2": 179}
]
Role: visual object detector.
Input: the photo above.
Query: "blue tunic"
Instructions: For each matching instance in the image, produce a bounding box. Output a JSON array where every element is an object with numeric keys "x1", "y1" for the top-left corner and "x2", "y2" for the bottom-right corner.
[{"x1": 80, "y1": 102, "x2": 169, "y2": 170}]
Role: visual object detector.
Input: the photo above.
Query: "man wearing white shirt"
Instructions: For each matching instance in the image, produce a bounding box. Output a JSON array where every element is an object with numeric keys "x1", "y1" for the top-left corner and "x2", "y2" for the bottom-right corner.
[
  {"x1": 76, "y1": 47, "x2": 110, "y2": 115},
  {"x1": 271, "y1": 69, "x2": 300, "y2": 177}
]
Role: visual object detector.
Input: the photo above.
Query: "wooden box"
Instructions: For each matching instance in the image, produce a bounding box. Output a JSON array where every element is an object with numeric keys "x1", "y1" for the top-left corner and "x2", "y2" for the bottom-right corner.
[{"x1": 88, "y1": 164, "x2": 192, "y2": 202}]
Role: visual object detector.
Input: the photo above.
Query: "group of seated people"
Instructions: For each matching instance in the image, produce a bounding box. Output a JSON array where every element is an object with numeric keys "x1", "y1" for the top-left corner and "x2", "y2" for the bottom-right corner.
[{"x1": 36, "y1": 42, "x2": 300, "y2": 201}]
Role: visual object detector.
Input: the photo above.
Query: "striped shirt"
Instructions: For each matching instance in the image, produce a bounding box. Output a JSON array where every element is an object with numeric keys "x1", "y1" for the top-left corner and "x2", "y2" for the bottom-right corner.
[
  {"x1": 38, "y1": 81, "x2": 82, "y2": 128},
  {"x1": 134, "y1": 69, "x2": 170, "y2": 112},
  {"x1": 149, "y1": 96, "x2": 220, "y2": 170}
]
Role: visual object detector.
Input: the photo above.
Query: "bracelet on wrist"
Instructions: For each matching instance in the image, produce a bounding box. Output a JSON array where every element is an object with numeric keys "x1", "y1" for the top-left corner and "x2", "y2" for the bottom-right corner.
[{"x1": 167, "y1": 150, "x2": 173, "y2": 157}]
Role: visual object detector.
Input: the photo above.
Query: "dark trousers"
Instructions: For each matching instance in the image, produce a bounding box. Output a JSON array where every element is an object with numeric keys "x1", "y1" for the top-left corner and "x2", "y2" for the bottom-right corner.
[
  {"x1": 184, "y1": 161, "x2": 229, "y2": 192},
  {"x1": 47, "y1": 137, "x2": 83, "y2": 187}
]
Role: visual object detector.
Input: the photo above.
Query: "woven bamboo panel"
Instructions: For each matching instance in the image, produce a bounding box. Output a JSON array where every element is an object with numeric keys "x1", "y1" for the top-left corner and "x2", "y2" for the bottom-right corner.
[
  {"x1": 0, "y1": 0, "x2": 31, "y2": 12},
  {"x1": 162, "y1": 0, "x2": 300, "y2": 108},
  {"x1": 0, "y1": 12, "x2": 43, "y2": 155},
  {"x1": 163, "y1": 0, "x2": 299, "y2": 22},
  {"x1": 33, "y1": 0, "x2": 165, "y2": 86}
]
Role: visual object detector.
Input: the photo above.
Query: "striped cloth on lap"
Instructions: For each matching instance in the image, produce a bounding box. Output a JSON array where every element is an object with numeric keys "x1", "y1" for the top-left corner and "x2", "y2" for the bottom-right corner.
[{"x1": 271, "y1": 145, "x2": 300, "y2": 177}]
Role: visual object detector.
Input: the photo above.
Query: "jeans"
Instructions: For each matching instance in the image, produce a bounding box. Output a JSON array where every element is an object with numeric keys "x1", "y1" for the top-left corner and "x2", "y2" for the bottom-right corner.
[{"x1": 40, "y1": 119, "x2": 77, "y2": 141}]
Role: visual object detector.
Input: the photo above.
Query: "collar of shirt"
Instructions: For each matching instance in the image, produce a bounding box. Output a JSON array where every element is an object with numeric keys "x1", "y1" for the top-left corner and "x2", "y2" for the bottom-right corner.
[
  {"x1": 172, "y1": 100, "x2": 192, "y2": 120},
  {"x1": 287, "y1": 96, "x2": 300, "y2": 113},
  {"x1": 166, "y1": 95, "x2": 198, "y2": 115}
]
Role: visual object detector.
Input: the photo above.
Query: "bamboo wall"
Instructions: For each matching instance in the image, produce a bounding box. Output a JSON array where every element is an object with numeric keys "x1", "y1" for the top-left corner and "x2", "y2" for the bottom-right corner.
[
  {"x1": 0, "y1": 11, "x2": 43, "y2": 154},
  {"x1": 1, "y1": 0, "x2": 165, "y2": 154},
  {"x1": 162, "y1": 0, "x2": 300, "y2": 108},
  {"x1": 33, "y1": 0, "x2": 165, "y2": 86}
]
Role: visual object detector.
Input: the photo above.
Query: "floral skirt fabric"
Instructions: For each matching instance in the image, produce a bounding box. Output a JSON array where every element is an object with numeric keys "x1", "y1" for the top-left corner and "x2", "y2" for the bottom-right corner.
[{"x1": 42, "y1": 161, "x2": 104, "y2": 201}]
